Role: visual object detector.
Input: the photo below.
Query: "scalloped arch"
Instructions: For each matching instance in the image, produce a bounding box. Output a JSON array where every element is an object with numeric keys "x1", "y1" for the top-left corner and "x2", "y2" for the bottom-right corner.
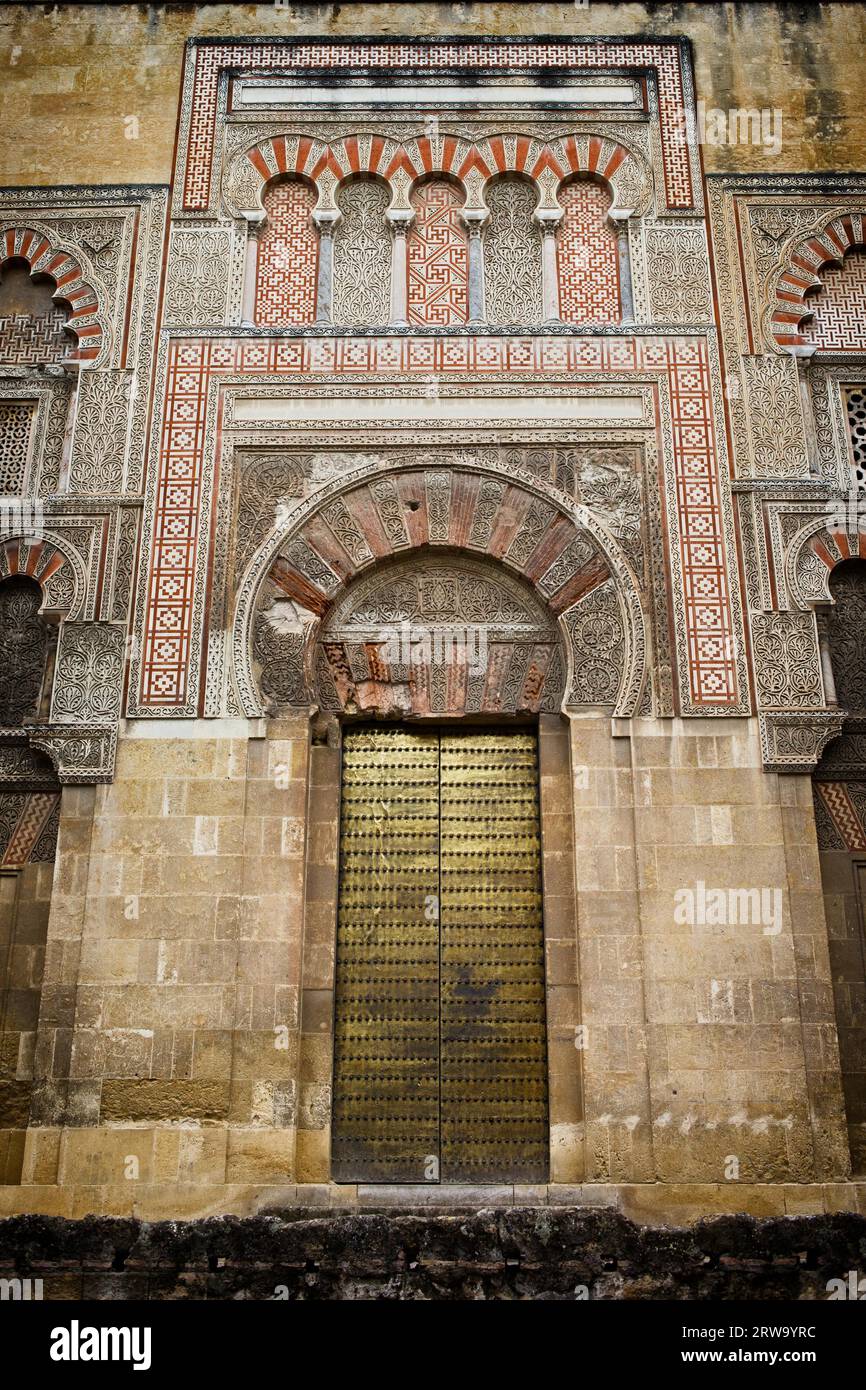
[
  {"x1": 0, "y1": 533, "x2": 85, "y2": 618},
  {"x1": 785, "y1": 518, "x2": 866, "y2": 610},
  {"x1": 232, "y1": 129, "x2": 650, "y2": 222},
  {"x1": 769, "y1": 211, "x2": 866, "y2": 352},
  {"x1": 0, "y1": 226, "x2": 104, "y2": 363}
]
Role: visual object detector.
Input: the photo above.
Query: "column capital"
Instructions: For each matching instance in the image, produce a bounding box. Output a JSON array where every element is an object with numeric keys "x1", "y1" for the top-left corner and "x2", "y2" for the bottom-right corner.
[
  {"x1": 461, "y1": 210, "x2": 488, "y2": 236},
  {"x1": 312, "y1": 209, "x2": 341, "y2": 236},
  {"x1": 386, "y1": 210, "x2": 414, "y2": 235},
  {"x1": 533, "y1": 211, "x2": 563, "y2": 234},
  {"x1": 241, "y1": 209, "x2": 267, "y2": 239}
]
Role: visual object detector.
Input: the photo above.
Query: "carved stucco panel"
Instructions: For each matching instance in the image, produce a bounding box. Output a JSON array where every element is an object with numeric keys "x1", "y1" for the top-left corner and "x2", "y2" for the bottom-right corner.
[
  {"x1": 332, "y1": 180, "x2": 392, "y2": 327},
  {"x1": 750, "y1": 610, "x2": 823, "y2": 710},
  {"x1": 742, "y1": 355, "x2": 809, "y2": 479},
  {"x1": 483, "y1": 178, "x2": 543, "y2": 326},
  {"x1": 562, "y1": 580, "x2": 625, "y2": 706},
  {"x1": 165, "y1": 225, "x2": 234, "y2": 326},
  {"x1": 68, "y1": 370, "x2": 132, "y2": 493},
  {"x1": 50, "y1": 621, "x2": 127, "y2": 724},
  {"x1": 645, "y1": 224, "x2": 713, "y2": 324}
]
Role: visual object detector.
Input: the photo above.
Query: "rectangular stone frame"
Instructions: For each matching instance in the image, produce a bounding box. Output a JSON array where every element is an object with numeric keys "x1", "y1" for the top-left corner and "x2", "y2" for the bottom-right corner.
[
  {"x1": 128, "y1": 336, "x2": 749, "y2": 720},
  {"x1": 294, "y1": 711, "x2": 582, "y2": 1187}
]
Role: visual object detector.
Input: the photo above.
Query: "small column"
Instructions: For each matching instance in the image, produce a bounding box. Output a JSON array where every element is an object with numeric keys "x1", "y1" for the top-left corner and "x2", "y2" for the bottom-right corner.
[
  {"x1": 388, "y1": 214, "x2": 412, "y2": 327},
  {"x1": 313, "y1": 211, "x2": 339, "y2": 325},
  {"x1": 535, "y1": 213, "x2": 562, "y2": 324},
  {"x1": 609, "y1": 209, "x2": 635, "y2": 324},
  {"x1": 240, "y1": 212, "x2": 265, "y2": 325},
  {"x1": 816, "y1": 608, "x2": 839, "y2": 708},
  {"x1": 795, "y1": 349, "x2": 820, "y2": 477},
  {"x1": 463, "y1": 212, "x2": 487, "y2": 325}
]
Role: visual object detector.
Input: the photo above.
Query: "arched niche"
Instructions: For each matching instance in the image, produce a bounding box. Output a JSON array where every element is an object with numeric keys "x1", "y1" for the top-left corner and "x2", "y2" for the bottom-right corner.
[
  {"x1": 235, "y1": 460, "x2": 647, "y2": 721},
  {"x1": 0, "y1": 574, "x2": 54, "y2": 725},
  {"x1": 0, "y1": 227, "x2": 103, "y2": 363},
  {"x1": 254, "y1": 176, "x2": 319, "y2": 326},
  {"x1": 0, "y1": 257, "x2": 73, "y2": 367},
  {"x1": 310, "y1": 551, "x2": 565, "y2": 719},
  {"x1": 332, "y1": 175, "x2": 392, "y2": 326},
  {"x1": 769, "y1": 212, "x2": 866, "y2": 352}
]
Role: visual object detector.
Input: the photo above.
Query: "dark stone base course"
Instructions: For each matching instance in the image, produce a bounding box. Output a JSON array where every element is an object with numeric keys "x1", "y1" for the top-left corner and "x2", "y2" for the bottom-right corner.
[{"x1": 1, "y1": 1208, "x2": 865, "y2": 1300}]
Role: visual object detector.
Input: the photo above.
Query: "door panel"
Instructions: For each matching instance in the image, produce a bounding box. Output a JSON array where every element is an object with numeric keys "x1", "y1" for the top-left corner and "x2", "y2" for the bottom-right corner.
[
  {"x1": 439, "y1": 731, "x2": 548, "y2": 1182},
  {"x1": 331, "y1": 727, "x2": 440, "y2": 1181},
  {"x1": 332, "y1": 724, "x2": 548, "y2": 1183}
]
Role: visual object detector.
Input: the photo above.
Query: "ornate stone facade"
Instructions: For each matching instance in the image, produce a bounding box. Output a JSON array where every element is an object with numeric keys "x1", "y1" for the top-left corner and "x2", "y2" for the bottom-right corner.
[{"x1": 0, "y1": 16, "x2": 865, "y2": 1225}]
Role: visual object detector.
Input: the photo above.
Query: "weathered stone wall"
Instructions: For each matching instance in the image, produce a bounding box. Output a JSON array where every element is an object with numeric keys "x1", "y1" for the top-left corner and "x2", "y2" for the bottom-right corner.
[
  {"x1": 2, "y1": 3, "x2": 865, "y2": 1229},
  {"x1": 0, "y1": 710, "x2": 859, "y2": 1222},
  {"x1": 817, "y1": 844, "x2": 866, "y2": 1176},
  {"x1": 1, "y1": 3, "x2": 864, "y2": 187},
  {"x1": 573, "y1": 717, "x2": 850, "y2": 1188},
  {"x1": 0, "y1": 861, "x2": 53, "y2": 1184},
  {"x1": 20, "y1": 723, "x2": 312, "y2": 1201}
]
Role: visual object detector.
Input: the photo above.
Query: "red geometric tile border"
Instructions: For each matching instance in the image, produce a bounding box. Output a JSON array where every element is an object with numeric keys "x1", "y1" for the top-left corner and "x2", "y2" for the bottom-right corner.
[
  {"x1": 180, "y1": 40, "x2": 693, "y2": 211},
  {"x1": 665, "y1": 339, "x2": 736, "y2": 704},
  {"x1": 140, "y1": 335, "x2": 735, "y2": 711}
]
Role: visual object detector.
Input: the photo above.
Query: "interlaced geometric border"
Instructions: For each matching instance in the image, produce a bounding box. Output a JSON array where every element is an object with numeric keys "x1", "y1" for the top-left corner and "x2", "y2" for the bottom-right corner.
[{"x1": 178, "y1": 37, "x2": 694, "y2": 212}]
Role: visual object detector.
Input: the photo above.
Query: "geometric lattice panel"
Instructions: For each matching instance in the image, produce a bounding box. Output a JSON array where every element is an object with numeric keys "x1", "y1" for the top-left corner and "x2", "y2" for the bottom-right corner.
[
  {"x1": 845, "y1": 386, "x2": 866, "y2": 489},
  {"x1": 254, "y1": 179, "x2": 318, "y2": 325},
  {"x1": 407, "y1": 180, "x2": 468, "y2": 327},
  {"x1": 557, "y1": 179, "x2": 621, "y2": 324},
  {"x1": 0, "y1": 313, "x2": 70, "y2": 367},
  {"x1": 0, "y1": 399, "x2": 34, "y2": 493},
  {"x1": 805, "y1": 250, "x2": 866, "y2": 353}
]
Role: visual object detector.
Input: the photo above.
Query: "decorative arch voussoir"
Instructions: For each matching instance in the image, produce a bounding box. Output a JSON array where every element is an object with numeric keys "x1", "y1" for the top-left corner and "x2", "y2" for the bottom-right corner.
[
  {"x1": 238, "y1": 128, "x2": 649, "y2": 227},
  {"x1": 785, "y1": 518, "x2": 866, "y2": 610},
  {"x1": 0, "y1": 534, "x2": 84, "y2": 618},
  {"x1": 0, "y1": 226, "x2": 104, "y2": 363},
  {"x1": 238, "y1": 464, "x2": 647, "y2": 721}
]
